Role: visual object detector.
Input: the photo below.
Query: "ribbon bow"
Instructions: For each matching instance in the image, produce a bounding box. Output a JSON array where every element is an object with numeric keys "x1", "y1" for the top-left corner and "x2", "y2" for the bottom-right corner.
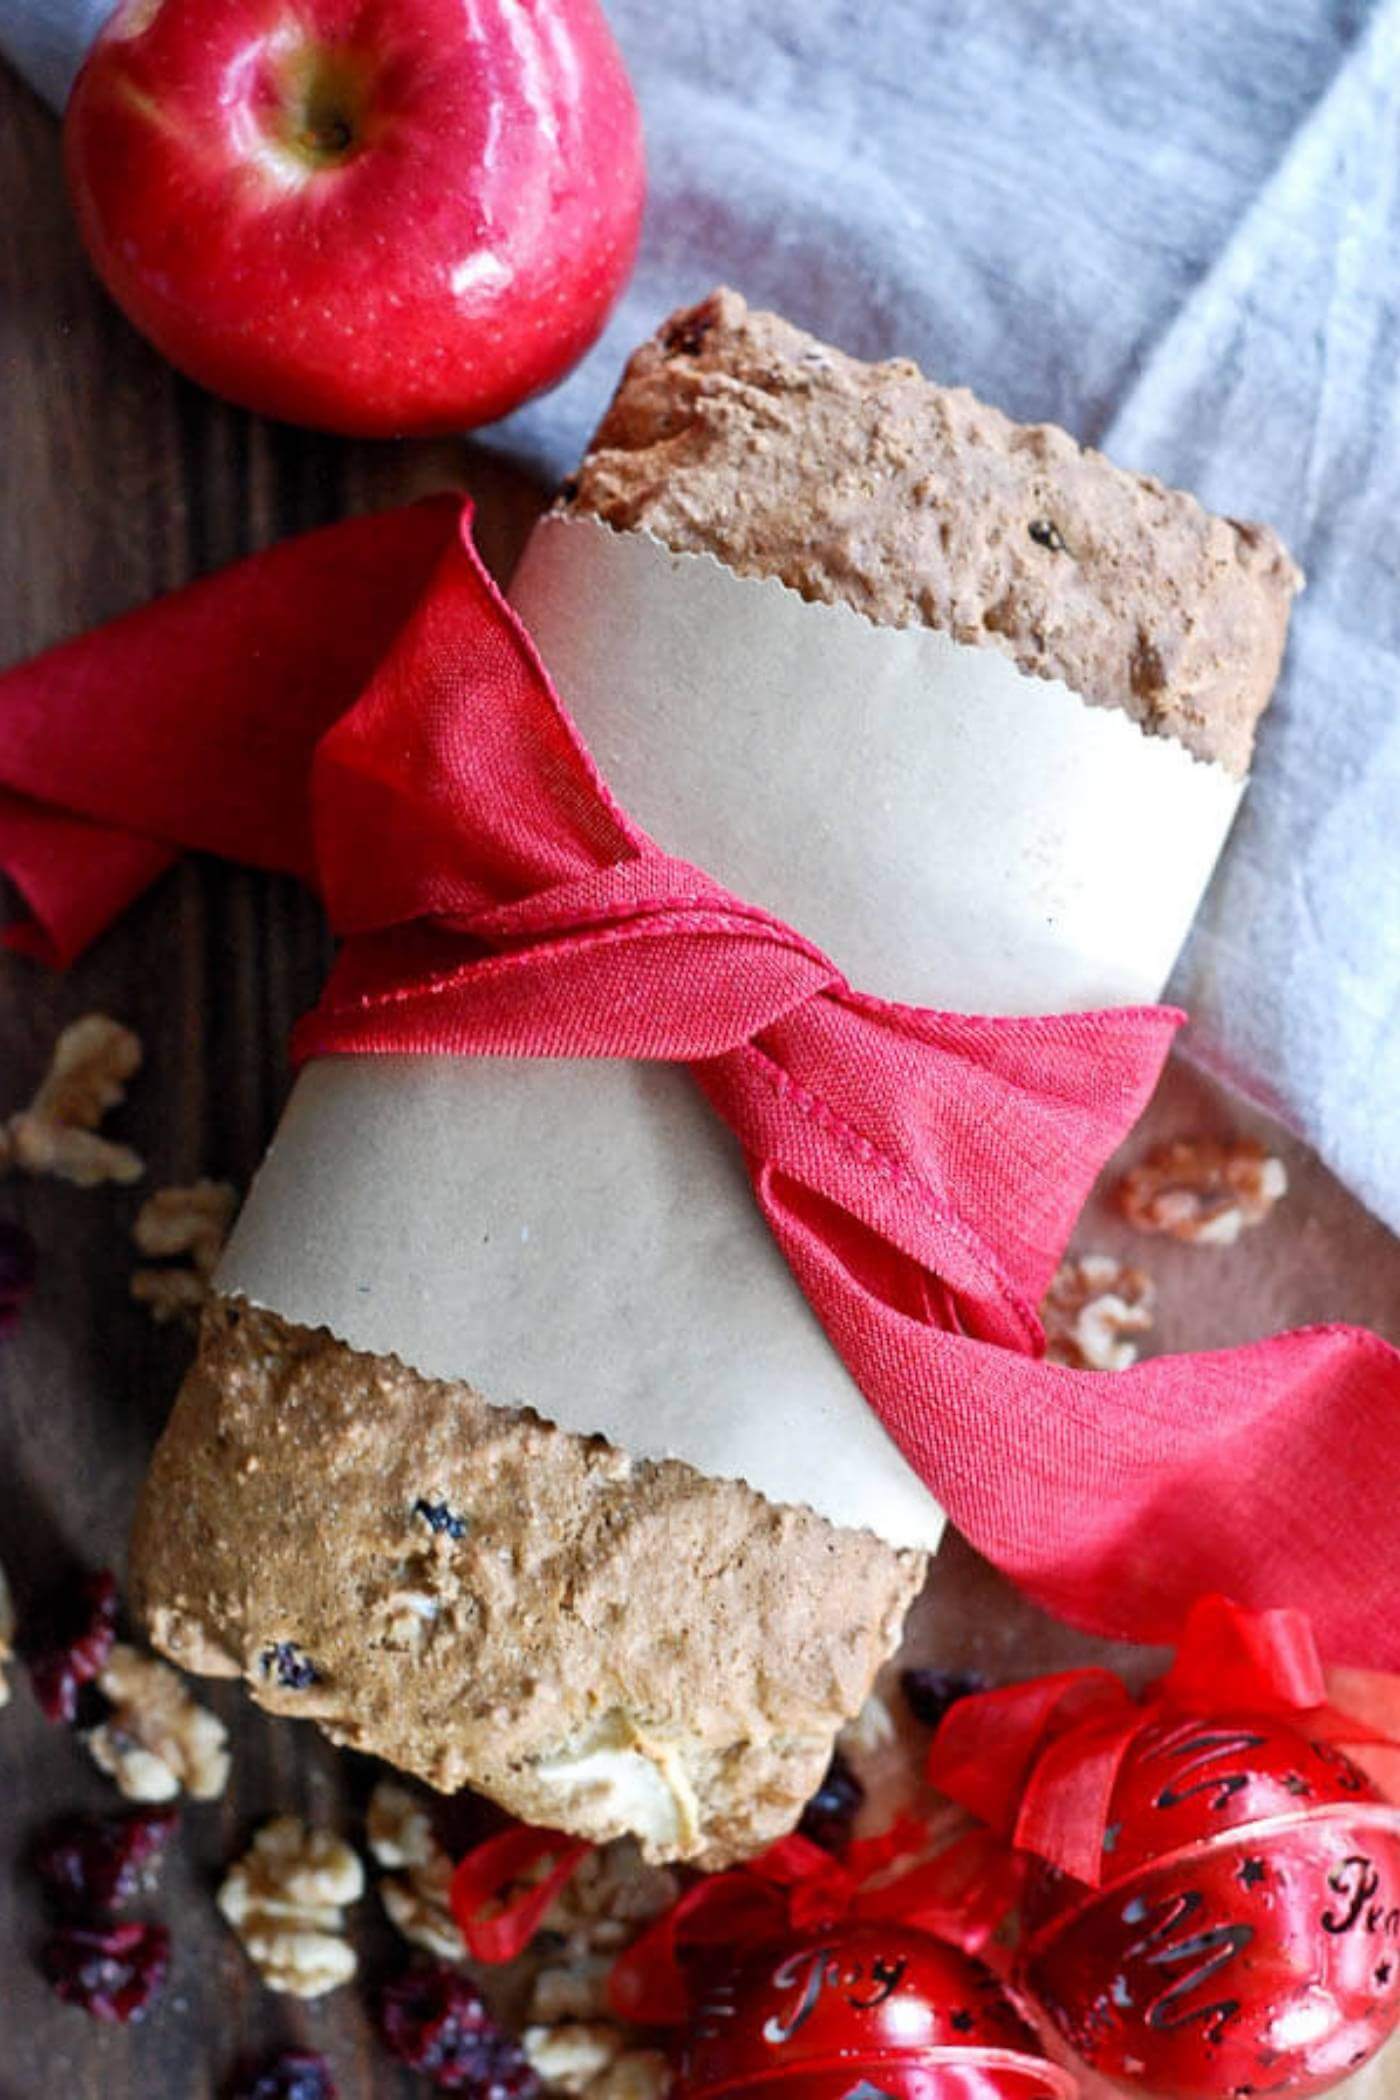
[
  {"x1": 929, "y1": 1595, "x2": 1400, "y2": 1887},
  {"x1": 3, "y1": 498, "x2": 1400, "y2": 1656},
  {"x1": 450, "y1": 1816, "x2": 1014, "y2": 2024}
]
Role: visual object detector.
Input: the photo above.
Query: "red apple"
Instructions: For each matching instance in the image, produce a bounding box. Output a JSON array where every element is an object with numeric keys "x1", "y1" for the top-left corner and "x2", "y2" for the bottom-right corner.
[{"x1": 63, "y1": 0, "x2": 644, "y2": 436}]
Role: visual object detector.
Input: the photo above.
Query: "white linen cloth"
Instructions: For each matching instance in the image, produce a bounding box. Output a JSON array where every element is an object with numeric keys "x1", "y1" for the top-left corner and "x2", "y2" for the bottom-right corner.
[{"x1": 3, "y1": 0, "x2": 1398, "y2": 1228}]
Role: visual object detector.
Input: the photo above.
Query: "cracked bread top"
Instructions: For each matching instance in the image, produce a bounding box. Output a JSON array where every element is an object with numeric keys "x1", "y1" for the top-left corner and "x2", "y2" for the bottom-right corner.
[{"x1": 568, "y1": 288, "x2": 1300, "y2": 775}]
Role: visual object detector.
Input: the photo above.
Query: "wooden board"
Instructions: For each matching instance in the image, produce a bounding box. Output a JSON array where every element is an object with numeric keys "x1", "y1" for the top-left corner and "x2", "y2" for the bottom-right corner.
[{"x1": 3, "y1": 56, "x2": 1399, "y2": 2099}]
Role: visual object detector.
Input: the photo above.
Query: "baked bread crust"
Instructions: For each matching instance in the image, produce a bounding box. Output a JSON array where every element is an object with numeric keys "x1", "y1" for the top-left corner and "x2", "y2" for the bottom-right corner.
[
  {"x1": 569, "y1": 288, "x2": 1300, "y2": 774},
  {"x1": 132, "y1": 1302, "x2": 924, "y2": 1867}
]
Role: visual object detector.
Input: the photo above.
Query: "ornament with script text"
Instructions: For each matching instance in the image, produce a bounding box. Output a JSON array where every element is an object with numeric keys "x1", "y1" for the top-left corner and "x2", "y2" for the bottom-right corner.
[
  {"x1": 931, "y1": 1597, "x2": 1400, "y2": 2099},
  {"x1": 675, "y1": 1921, "x2": 1075, "y2": 2100}
]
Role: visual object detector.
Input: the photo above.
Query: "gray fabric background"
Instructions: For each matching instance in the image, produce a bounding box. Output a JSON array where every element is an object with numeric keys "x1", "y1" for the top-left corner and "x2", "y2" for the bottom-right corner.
[{"x1": 4, "y1": 0, "x2": 1398, "y2": 1228}]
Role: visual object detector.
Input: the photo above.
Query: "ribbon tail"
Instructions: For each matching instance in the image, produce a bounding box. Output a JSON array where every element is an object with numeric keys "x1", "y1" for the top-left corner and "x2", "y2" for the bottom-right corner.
[
  {"x1": 1319, "y1": 1671, "x2": 1400, "y2": 1800},
  {"x1": 751, "y1": 1162, "x2": 1400, "y2": 1661},
  {"x1": 1012, "y1": 1707, "x2": 1150, "y2": 1884},
  {"x1": 1325, "y1": 1670, "x2": 1400, "y2": 1743},
  {"x1": 0, "y1": 496, "x2": 461, "y2": 965},
  {"x1": 0, "y1": 788, "x2": 176, "y2": 967},
  {"x1": 912, "y1": 1324, "x2": 1400, "y2": 1662}
]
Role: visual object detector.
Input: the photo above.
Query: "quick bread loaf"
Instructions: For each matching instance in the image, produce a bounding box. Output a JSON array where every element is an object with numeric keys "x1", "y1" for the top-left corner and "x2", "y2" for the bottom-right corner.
[{"x1": 131, "y1": 291, "x2": 1300, "y2": 1867}]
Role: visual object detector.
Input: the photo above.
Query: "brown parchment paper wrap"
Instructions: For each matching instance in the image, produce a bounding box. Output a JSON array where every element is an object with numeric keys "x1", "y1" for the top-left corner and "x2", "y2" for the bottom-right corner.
[{"x1": 218, "y1": 513, "x2": 1245, "y2": 1546}]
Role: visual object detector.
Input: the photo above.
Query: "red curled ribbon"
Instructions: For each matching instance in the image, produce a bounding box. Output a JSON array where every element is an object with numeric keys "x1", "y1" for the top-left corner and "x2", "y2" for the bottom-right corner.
[
  {"x1": 3, "y1": 499, "x2": 1400, "y2": 1658},
  {"x1": 929, "y1": 1595, "x2": 1400, "y2": 1887},
  {"x1": 450, "y1": 1816, "x2": 1016, "y2": 2023},
  {"x1": 449, "y1": 1824, "x2": 593, "y2": 1965}
]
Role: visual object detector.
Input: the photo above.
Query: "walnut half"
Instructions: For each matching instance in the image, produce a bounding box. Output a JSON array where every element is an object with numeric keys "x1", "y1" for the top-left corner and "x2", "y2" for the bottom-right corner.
[
  {"x1": 1116, "y1": 1136, "x2": 1286, "y2": 1246},
  {"x1": 86, "y1": 1643, "x2": 231, "y2": 1802},
  {"x1": 218, "y1": 1816, "x2": 364, "y2": 1998}
]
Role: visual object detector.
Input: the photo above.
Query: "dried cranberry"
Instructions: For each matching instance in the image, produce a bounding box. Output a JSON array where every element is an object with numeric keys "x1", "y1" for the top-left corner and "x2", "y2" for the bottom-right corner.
[
  {"x1": 33, "y1": 1806, "x2": 178, "y2": 1916},
  {"x1": 1028, "y1": 517, "x2": 1068, "y2": 553},
  {"x1": 0, "y1": 1219, "x2": 37, "y2": 1335},
  {"x1": 261, "y1": 1640, "x2": 319, "y2": 1690},
  {"x1": 228, "y1": 2052, "x2": 339, "y2": 2100},
  {"x1": 39, "y1": 1917, "x2": 169, "y2": 2023},
  {"x1": 900, "y1": 1667, "x2": 987, "y2": 1730},
  {"x1": 798, "y1": 1750, "x2": 865, "y2": 1852},
  {"x1": 376, "y1": 1965, "x2": 540, "y2": 2096},
  {"x1": 24, "y1": 1567, "x2": 119, "y2": 1723},
  {"x1": 414, "y1": 1497, "x2": 468, "y2": 1541}
]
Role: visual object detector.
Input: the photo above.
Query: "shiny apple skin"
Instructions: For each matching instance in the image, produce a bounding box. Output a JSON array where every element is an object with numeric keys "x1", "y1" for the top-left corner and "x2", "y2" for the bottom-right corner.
[{"x1": 63, "y1": 0, "x2": 645, "y2": 436}]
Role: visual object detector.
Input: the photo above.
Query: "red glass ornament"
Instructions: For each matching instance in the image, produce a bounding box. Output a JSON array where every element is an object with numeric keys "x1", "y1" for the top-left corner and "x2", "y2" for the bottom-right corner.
[
  {"x1": 677, "y1": 1920, "x2": 1076, "y2": 2100},
  {"x1": 1021, "y1": 1708, "x2": 1400, "y2": 2099}
]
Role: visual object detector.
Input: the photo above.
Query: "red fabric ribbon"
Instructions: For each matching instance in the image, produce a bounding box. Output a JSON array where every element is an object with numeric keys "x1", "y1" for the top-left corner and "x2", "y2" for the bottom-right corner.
[
  {"x1": 3, "y1": 498, "x2": 1400, "y2": 1656},
  {"x1": 929, "y1": 1595, "x2": 1400, "y2": 1886},
  {"x1": 450, "y1": 1816, "x2": 1014, "y2": 2023},
  {"x1": 0, "y1": 498, "x2": 460, "y2": 967}
]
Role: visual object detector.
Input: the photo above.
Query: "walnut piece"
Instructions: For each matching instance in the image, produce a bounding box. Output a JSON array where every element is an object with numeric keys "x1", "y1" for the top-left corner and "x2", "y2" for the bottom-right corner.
[
  {"x1": 130, "y1": 1267, "x2": 210, "y2": 1324},
  {"x1": 131, "y1": 1180, "x2": 239, "y2": 1325},
  {"x1": 133, "y1": 1179, "x2": 238, "y2": 1269},
  {"x1": 367, "y1": 1778, "x2": 437, "y2": 1869},
  {"x1": 1117, "y1": 1136, "x2": 1287, "y2": 1245},
  {"x1": 0, "y1": 1560, "x2": 14, "y2": 1710},
  {"x1": 526, "y1": 2023, "x2": 624, "y2": 2094},
  {"x1": 589, "y1": 2055, "x2": 672, "y2": 2100},
  {"x1": 367, "y1": 1780, "x2": 467, "y2": 1962},
  {"x1": 86, "y1": 1643, "x2": 231, "y2": 1802},
  {"x1": 1042, "y1": 1254, "x2": 1156, "y2": 1370},
  {"x1": 839, "y1": 1691, "x2": 898, "y2": 1757},
  {"x1": 521, "y1": 1840, "x2": 681, "y2": 2037},
  {"x1": 543, "y1": 1840, "x2": 680, "y2": 1956},
  {"x1": 518, "y1": 1839, "x2": 682, "y2": 2054},
  {"x1": 530, "y1": 1956, "x2": 616, "y2": 2025},
  {"x1": 218, "y1": 1815, "x2": 364, "y2": 1997},
  {"x1": 379, "y1": 1585, "x2": 443, "y2": 1655},
  {"x1": 1, "y1": 1016, "x2": 143, "y2": 1187},
  {"x1": 524, "y1": 2025, "x2": 672, "y2": 2100}
]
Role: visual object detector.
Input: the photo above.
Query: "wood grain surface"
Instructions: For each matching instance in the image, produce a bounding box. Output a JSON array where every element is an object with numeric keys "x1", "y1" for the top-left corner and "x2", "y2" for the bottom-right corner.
[{"x1": 3, "y1": 54, "x2": 1399, "y2": 2100}]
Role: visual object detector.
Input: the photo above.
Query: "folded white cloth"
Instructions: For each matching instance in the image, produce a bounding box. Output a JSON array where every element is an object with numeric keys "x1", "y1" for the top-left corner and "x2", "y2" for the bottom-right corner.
[{"x1": 5, "y1": 0, "x2": 1398, "y2": 1229}]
